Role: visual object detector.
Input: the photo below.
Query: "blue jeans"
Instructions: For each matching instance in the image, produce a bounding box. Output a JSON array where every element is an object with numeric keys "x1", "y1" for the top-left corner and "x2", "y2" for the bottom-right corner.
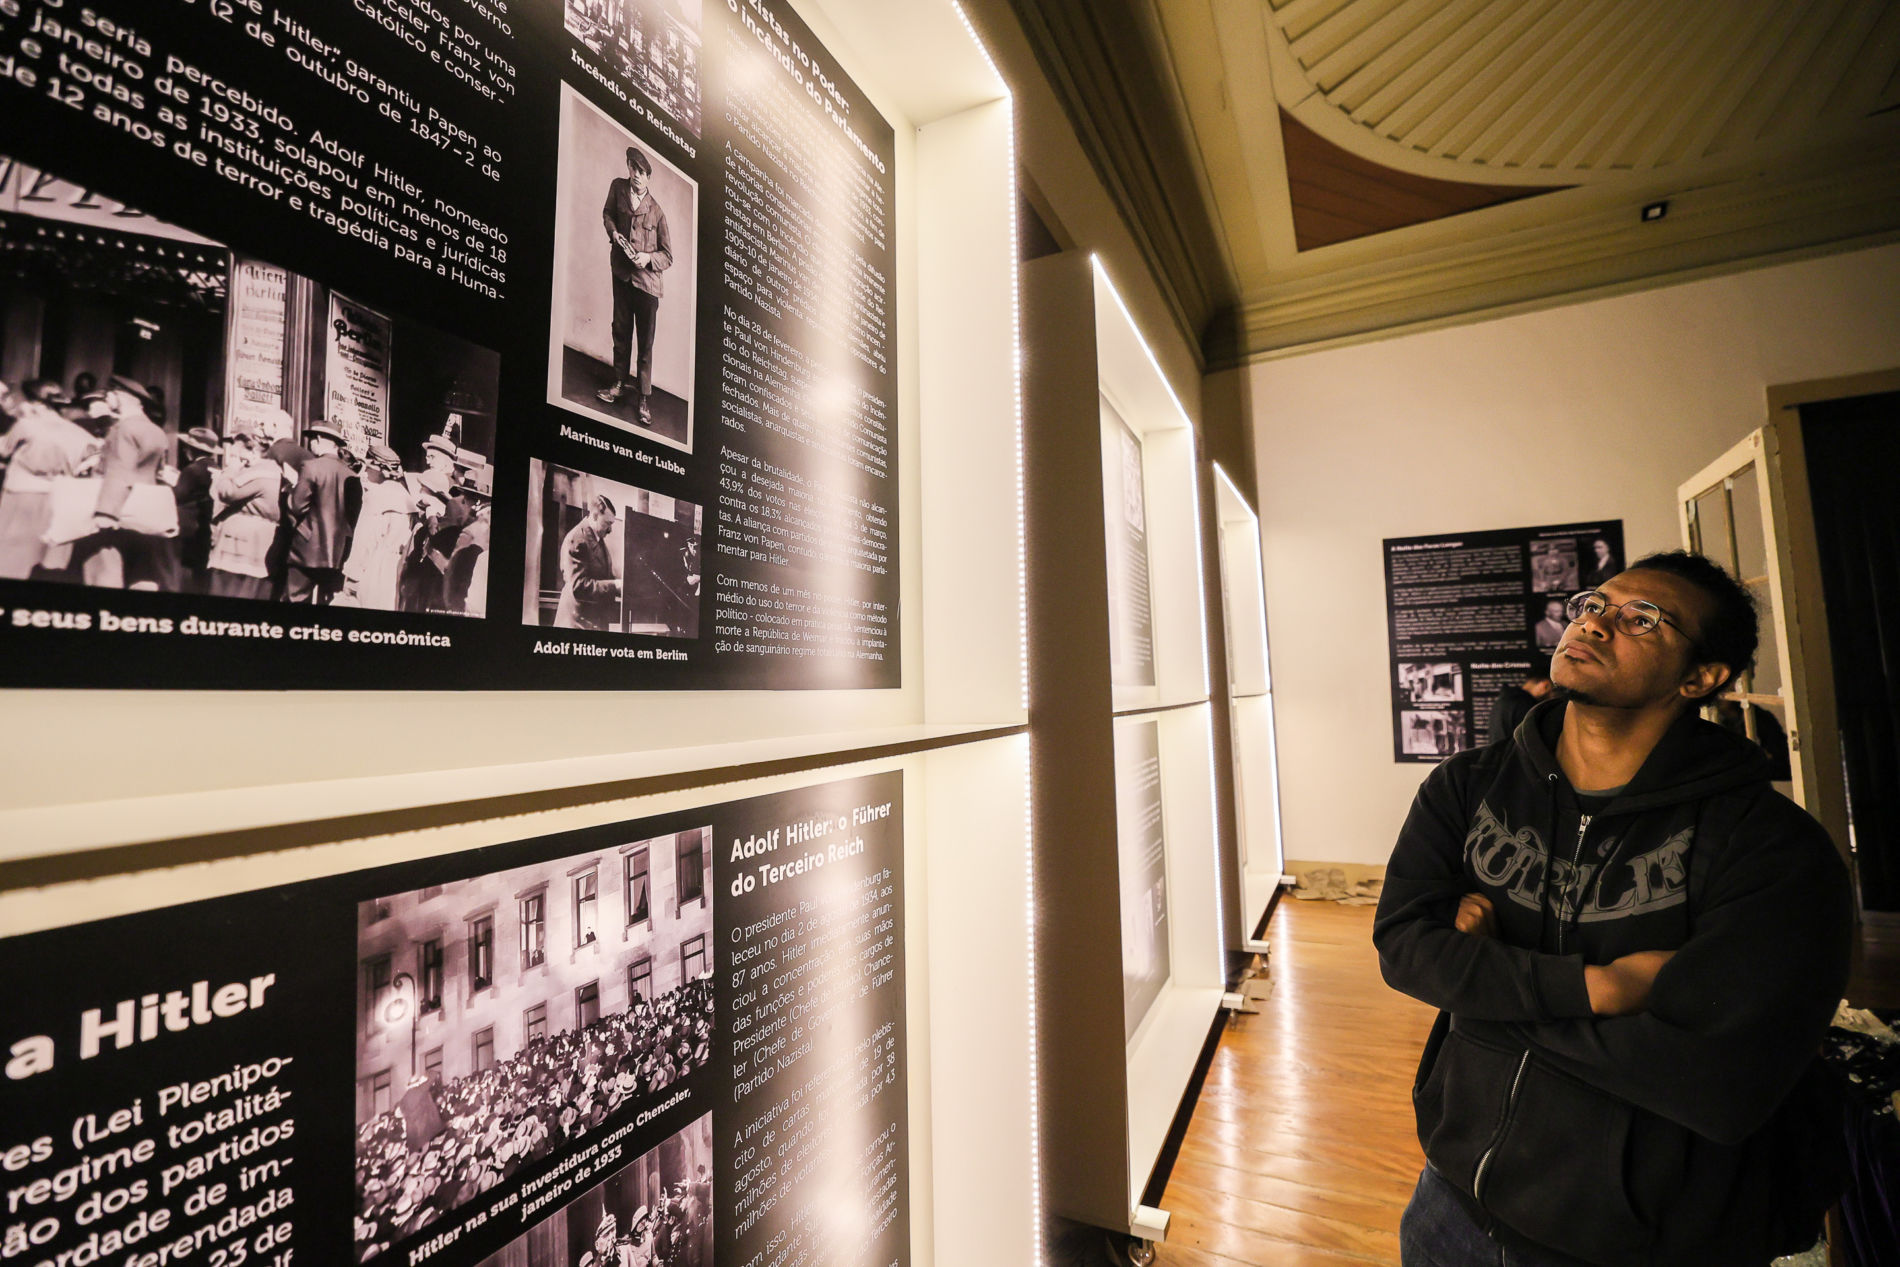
[{"x1": 1399, "y1": 1167, "x2": 1581, "y2": 1267}]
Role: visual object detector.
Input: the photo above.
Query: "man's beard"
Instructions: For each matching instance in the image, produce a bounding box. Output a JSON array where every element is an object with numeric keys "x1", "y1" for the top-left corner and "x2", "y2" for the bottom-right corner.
[{"x1": 1551, "y1": 683, "x2": 1602, "y2": 706}]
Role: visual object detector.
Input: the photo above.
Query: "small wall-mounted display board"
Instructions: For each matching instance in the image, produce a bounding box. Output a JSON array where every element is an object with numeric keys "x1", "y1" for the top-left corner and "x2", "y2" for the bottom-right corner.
[
  {"x1": 1384, "y1": 521, "x2": 1625, "y2": 761},
  {"x1": 0, "y1": 773, "x2": 908, "y2": 1267},
  {"x1": 0, "y1": 0, "x2": 897, "y2": 691}
]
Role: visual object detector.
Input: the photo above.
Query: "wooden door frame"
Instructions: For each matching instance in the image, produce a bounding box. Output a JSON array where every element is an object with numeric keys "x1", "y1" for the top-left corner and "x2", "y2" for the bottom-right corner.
[
  {"x1": 1676, "y1": 426, "x2": 1851, "y2": 877},
  {"x1": 1765, "y1": 369, "x2": 1900, "y2": 926}
]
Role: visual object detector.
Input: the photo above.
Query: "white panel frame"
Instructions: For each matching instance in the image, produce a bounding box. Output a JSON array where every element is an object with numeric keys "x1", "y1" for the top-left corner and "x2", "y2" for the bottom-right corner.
[
  {"x1": 1095, "y1": 260, "x2": 1212, "y2": 715},
  {"x1": 1212, "y1": 465, "x2": 1287, "y2": 926},
  {"x1": 1116, "y1": 705, "x2": 1224, "y2": 1218},
  {"x1": 922, "y1": 735, "x2": 1036, "y2": 1266}
]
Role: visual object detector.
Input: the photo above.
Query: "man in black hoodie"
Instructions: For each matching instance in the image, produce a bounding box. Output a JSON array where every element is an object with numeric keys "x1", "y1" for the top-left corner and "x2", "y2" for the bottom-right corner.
[{"x1": 1375, "y1": 551, "x2": 1852, "y2": 1267}]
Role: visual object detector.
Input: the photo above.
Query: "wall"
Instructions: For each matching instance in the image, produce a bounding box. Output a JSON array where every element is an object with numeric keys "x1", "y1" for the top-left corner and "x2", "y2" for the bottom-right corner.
[{"x1": 1236, "y1": 243, "x2": 1900, "y2": 866}]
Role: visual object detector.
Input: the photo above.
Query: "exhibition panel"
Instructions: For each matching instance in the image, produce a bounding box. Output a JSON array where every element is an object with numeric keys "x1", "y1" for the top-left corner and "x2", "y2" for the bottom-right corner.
[
  {"x1": 1117, "y1": 706, "x2": 1224, "y2": 1209},
  {"x1": 0, "y1": 0, "x2": 899, "y2": 692},
  {"x1": 1382, "y1": 519, "x2": 1624, "y2": 761},
  {"x1": 1026, "y1": 248, "x2": 1232, "y2": 1242},
  {"x1": 1213, "y1": 465, "x2": 1286, "y2": 935},
  {"x1": 0, "y1": 742, "x2": 1038, "y2": 1267},
  {"x1": 1095, "y1": 264, "x2": 1211, "y2": 718},
  {"x1": 0, "y1": 0, "x2": 1022, "y2": 814}
]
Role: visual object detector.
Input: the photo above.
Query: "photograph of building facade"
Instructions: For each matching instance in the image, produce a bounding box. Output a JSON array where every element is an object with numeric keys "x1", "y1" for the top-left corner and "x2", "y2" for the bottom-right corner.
[
  {"x1": 351, "y1": 829, "x2": 714, "y2": 1260},
  {"x1": 354, "y1": 826, "x2": 713, "y2": 1119}
]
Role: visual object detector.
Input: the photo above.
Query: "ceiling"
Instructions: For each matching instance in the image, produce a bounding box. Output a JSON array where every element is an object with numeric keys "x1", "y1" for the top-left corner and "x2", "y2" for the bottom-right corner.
[{"x1": 1009, "y1": 0, "x2": 1900, "y2": 366}]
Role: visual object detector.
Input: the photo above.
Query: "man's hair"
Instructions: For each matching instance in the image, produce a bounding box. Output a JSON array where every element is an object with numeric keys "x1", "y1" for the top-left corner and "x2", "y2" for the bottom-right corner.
[
  {"x1": 625, "y1": 146, "x2": 651, "y2": 175},
  {"x1": 1627, "y1": 550, "x2": 1758, "y2": 689},
  {"x1": 590, "y1": 493, "x2": 617, "y2": 519}
]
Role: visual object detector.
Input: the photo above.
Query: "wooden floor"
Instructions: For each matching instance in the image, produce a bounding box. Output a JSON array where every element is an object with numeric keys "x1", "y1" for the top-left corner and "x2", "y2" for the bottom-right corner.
[{"x1": 1153, "y1": 900, "x2": 1436, "y2": 1267}]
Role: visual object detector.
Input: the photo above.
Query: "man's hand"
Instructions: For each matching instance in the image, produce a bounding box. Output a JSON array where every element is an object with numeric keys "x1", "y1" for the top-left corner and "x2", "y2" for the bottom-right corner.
[
  {"x1": 632, "y1": 251, "x2": 651, "y2": 267},
  {"x1": 1454, "y1": 892, "x2": 1497, "y2": 938},
  {"x1": 1584, "y1": 950, "x2": 1678, "y2": 1016}
]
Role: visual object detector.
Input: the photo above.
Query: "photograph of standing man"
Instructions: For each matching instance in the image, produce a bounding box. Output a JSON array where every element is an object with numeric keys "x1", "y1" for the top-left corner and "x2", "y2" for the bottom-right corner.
[
  {"x1": 556, "y1": 494, "x2": 622, "y2": 631},
  {"x1": 78, "y1": 377, "x2": 175, "y2": 591},
  {"x1": 598, "y1": 146, "x2": 672, "y2": 426},
  {"x1": 286, "y1": 422, "x2": 359, "y2": 604}
]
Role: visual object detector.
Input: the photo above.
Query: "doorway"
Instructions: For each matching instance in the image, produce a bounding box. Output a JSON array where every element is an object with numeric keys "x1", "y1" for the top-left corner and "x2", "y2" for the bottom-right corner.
[{"x1": 1800, "y1": 390, "x2": 1900, "y2": 917}]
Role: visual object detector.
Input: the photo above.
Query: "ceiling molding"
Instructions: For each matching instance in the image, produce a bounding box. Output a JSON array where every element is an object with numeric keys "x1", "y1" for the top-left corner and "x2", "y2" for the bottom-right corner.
[
  {"x1": 1011, "y1": 0, "x2": 1900, "y2": 371},
  {"x1": 1004, "y1": 0, "x2": 1239, "y2": 354},
  {"x1": 1212, "y1": 136, "x2": 1900, "y2": 363}
]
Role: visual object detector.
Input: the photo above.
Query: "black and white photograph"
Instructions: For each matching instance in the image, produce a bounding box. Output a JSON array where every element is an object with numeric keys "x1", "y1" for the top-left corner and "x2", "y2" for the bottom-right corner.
[
  {"x1": 1400, "y1": 708, "x2": 1469, "y2": 757},
  {"x1": 549, "y1": 85, "x2": 700, "y2": 454},
  {"x1": 1528, "y1": 536, "x2": 1579, "y2": 593},
  {"x1": 352, "y1": 827, "x2": 715, "y2": 1261},
  {"x1": 1397, "y1": 660, "x2": 1464, "y2": 704},
  {"x1": 476, "y1": 1114, "x2": 714, "y2": 1267},
  {"x1": 1532, "y1": 595, "x2": 1570, "y2": 651},
  {"x1": 1582, "y1": 535, "x2": 1621, "y2": 588},
  {"x1": 564, "y1": 0, "x2": 705, "y2": 139},
  {"x1": 523, "y1": 458, "x2": 703, "y2": 636},
  {"x1": 0, "y1": 155, "x2": 500, "y2": 616}
]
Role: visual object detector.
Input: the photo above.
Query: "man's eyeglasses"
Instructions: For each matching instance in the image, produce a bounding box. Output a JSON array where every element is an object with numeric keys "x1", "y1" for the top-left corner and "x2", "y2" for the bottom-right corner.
[{"x1": 1564, "y1": 591, "x2": 1700, "y2": 650}]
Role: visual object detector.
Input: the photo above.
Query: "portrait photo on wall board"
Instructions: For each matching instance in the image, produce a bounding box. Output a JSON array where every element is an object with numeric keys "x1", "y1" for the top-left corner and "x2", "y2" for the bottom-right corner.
[
  {"x1": 1531, "y1": 595, "x2": 1571, "y2": 651},
  {"x1": 1582, "y1": 534, "x2": 1622, "y2": 588},
  {"x1": 0, "y1": 156, "x2": 500, "y2": 618},
  {"x1": 1528, "y1": 537, "x2": 1580, "y2": 594},
  {"x1": 548, "y1": 84, "x2": 700, "y2": 455},
  {"x1": 522, "y1": 458, "x2": 704, "y2": 638}
]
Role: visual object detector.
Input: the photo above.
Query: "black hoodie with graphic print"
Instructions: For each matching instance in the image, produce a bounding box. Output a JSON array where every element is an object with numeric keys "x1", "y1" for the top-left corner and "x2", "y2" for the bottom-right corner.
[{"x1": 1374, "y1": 699, "x2": 1853, "y2": 1267}]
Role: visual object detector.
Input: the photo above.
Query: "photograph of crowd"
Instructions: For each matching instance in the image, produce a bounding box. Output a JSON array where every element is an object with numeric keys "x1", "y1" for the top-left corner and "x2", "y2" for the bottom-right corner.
[
  {"x1": 523, "y1": 460, "x2": 703, "y2": 637},
  {"x1": 0, "y1": 157, "x2": 500, "y2": 615},
  {"x1": 565, "y1": 0, "x2": 704, "y2": 138},
  {"x1": 1401, "y1": 708, "x2": 1470, "y2": 758},
  {"x1": 1398, "y1": 660, "x2": 1464, "y2": 704},
  {"x1": 476, "y1": 1114, "x2": 714, "y2": 1267},
  {"x1": 549, "y1": 86, "x2": 699, "y2": 453},
  {"x1": 1528, "y1": 537, "x2": 1579, "y2": 594},
  {"x1": 354, "y1": 829, "x2": 715, "y2": 1260}
]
